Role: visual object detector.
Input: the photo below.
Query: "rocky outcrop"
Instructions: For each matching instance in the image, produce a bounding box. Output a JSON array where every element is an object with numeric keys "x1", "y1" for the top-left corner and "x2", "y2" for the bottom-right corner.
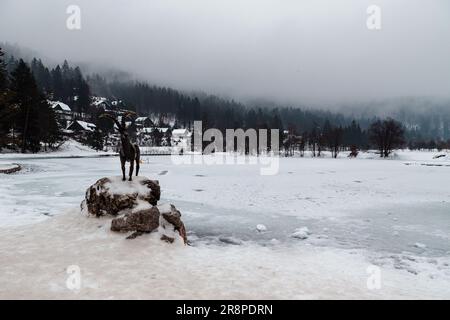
[
  {"x1": 111, "y1": 206, "x2": 160, "y2": 233},
  {"x1": 110, "y1": 204, "x2": 187, "y2": 244},
  {"x1": 82, "y1": 176, "x2": 187, "y2": 244},
  {"x1": 158, "y1": 204, "x2": 188, "y2": 244},
  {"x1": 82, "y1": 176, "x2": 160, "y2": 217}
]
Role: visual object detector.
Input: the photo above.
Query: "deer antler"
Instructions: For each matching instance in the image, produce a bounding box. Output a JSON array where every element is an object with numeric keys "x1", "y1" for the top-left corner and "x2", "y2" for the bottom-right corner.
[
  {"x1": 100, "y1": 113, "x2": 124, "y2": 132},
  {"x1": 121, "y1": 111, "x2": 137, "y2": 129},
  {"x1": 122, "y1": 111, "x2": 136, "y2": 119}
]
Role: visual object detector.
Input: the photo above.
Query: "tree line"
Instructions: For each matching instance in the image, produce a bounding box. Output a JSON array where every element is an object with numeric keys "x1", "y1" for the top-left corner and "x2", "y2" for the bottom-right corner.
[
  {"x1": 0, "y1": 47, "x2": 414, "y2": 156},
  {"x1": 0, "y1": 48, "x2": 62, "y2": 152}
]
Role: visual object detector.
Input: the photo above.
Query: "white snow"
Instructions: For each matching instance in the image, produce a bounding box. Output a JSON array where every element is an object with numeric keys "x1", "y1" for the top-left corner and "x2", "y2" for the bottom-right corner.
[
  {"x1": 172, "y1": 129, "x2": 190, "y2": 135},
  {"x1": 0, "y1": 150, "x2": 450, "y2": 298},
  {"x1": 0, "y1": 211, "x2": 449, "y2": 299},
  {"x1": 104, "y1": 176, "x2": 155, "y2": 197},
  {"x1": 0, "y1": 139, "x2": 114, "y2": 159}
]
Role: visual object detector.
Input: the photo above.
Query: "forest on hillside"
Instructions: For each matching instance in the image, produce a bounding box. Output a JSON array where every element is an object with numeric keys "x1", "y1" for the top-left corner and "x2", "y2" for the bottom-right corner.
[{"x1": 1, "y1": 44, "x2": 449, "y2": 153}]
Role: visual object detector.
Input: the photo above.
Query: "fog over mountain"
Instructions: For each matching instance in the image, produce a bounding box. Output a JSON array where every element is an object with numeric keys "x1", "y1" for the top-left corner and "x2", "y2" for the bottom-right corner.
[{"x1": 1, "y1": 0, "x2": 450, "y2": 108}]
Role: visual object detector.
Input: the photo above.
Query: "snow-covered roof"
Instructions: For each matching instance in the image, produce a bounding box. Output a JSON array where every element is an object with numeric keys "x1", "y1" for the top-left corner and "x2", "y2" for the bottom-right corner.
[
  {"x1": 94, "y1": 100, "x2": 109, "y2": 106},
  {"x1": 140, "y1": 127, "x2": 169, "y2": 134},
  {"x1": 50, "y1": 101, "x2": 71, "y2": 112},
  {"x1": 172, "y1": 129, "x2": 189, "y2": 135},
  {"x1": 156, "y1": 127, "x2": 169, "y2": 133},
  {"x1": 68, "y1": 120, "x2": 96, "y2": 132}
]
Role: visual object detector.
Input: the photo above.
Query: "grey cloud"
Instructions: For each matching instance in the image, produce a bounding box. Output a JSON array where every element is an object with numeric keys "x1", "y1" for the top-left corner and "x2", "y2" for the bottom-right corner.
[{"x1": 1, "y1": 0, "x2": 449, "y2": 106}]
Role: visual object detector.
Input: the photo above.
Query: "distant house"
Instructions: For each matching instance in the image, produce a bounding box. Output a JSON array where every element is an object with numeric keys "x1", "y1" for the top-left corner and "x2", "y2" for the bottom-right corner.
[
  {"x1": 135, "y1": 117, "x2": 154, "y2": 128},
  {"x1": 67, "y1": 120, "x2": 96, "y2": 133},
  {"x1": 49, "y1": 101, "x2": 73, "y2": 125},
  {"x1": 92, "y1": 97, "x2": 110, "y2": 110},
  {"x1": 50, "y1": 101, "x2": 71, "y2": 113},
  {"x1": 137, "y1": 127, "x2": 170, "y2": 147},
  {"x1": 171, "y1": 128, "x2": 192, "y2": 147}
]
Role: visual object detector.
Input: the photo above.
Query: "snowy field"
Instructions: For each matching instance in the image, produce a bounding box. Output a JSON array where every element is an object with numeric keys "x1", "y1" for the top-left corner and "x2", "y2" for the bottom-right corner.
[{"x1": 1, "y1": 145, "x2": 450, "y2": 299}]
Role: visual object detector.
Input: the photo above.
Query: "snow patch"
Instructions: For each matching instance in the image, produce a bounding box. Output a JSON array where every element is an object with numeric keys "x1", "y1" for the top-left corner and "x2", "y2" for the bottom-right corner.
[{"x1": 291, "y1": 227, "x2": 311, "y2": 240}]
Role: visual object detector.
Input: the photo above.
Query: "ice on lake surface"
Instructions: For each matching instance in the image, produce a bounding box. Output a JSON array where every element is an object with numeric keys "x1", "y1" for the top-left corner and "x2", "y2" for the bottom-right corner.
[
  {"x1": 1, "y1": 151, "x2": 450, "y2": 299},
  {"x1": 1, "y1": 154, "x2": 449, "y2": 256}
]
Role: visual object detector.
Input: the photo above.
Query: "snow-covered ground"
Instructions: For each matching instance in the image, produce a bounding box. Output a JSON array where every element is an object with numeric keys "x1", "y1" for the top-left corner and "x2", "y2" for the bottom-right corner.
[
  {"x1": 0, "y1": 139, "x2": 115, "y2": 159},
  {"x1": 0, "y1": 149, "x2": 450, "y2": 299}
]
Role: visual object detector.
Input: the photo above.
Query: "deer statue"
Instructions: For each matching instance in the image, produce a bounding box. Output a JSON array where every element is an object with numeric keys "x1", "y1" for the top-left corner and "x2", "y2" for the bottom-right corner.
[{"x1": 100, "y1": 112, "x2": 141, "y2": 181}]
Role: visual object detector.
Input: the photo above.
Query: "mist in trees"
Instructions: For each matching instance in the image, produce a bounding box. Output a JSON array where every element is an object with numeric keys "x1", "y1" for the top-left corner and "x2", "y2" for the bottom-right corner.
[
  {"x1": 0, "y1": 47, "x2": 444, "y2": 156},
  {"x1": 30, "y1": 58, "x2": 91, "y2": 115}
]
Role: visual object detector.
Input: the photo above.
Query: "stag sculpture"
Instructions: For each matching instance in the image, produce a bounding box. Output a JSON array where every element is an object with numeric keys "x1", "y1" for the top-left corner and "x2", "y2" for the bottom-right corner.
[{"x1": 101, "y1": 113, "x2": 141, "y2": 181}]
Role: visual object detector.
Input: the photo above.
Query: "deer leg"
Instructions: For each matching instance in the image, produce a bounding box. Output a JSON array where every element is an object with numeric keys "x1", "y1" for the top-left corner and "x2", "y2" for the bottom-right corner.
[
  {"x1": 129, "y1": 160, "x2": 134, "y2": 181},
  {"x1": 121, "y1": 158, "x2": 126, "y2": 181},
  {"x1": 135, "y1": 148, "x2": 140, "y2": 177},
  {"x1": 136, "y1": 159, "x2": 140, "y2": 177}
]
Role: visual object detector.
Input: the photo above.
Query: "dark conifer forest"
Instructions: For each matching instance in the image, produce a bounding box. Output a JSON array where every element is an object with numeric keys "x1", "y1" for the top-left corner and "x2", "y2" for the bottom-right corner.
[{"x1": 1, "y1": 45, "x2": 449, "y2": 153}]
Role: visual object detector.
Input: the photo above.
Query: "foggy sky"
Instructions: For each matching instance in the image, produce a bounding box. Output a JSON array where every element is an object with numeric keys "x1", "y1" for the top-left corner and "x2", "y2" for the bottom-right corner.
[{"x1": 1, "y1": 0, "x2": 449, "y2": 106}]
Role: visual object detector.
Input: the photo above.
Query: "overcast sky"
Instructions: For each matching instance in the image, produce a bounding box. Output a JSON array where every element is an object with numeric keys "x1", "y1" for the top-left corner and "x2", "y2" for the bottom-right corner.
[{"x1": 1, "y1": 0, "x2": 449, "y2": 106}]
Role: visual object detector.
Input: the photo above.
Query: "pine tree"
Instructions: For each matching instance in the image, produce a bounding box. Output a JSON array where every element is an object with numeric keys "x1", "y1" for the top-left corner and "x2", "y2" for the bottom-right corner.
[
  {"x1": 51, "y1": 65, "x2": 64, "y2": 101},
  {"x1": 88, "y1": 128, "x2": 104, "y2": 151},
  {"x1": 0, "y1": 48, "x2": 8, "y2": 91},
  {"x1": 10, "y1": 60, "x2": 61, "y2": 153},
  {"x1": 0, "y1": 47, "x2": 11, "y2": 147}
]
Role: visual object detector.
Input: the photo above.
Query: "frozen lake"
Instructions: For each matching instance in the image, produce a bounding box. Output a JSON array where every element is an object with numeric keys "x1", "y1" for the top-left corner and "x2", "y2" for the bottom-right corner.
[
  {"x1": 1, "y1": 152, "x2": 450, "y2": 298},
  {"x1": 1, "y1": 154, "x2": 449, "y2": 254}
]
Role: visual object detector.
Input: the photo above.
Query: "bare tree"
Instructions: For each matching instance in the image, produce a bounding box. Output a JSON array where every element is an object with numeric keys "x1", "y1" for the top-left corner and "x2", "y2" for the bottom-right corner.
[
  {"x1": 369, "y1": 118, "x2": 405, "y2": 158},
  {"x1": 328, "y1": 127, "x2": 343, "y2": 158}
]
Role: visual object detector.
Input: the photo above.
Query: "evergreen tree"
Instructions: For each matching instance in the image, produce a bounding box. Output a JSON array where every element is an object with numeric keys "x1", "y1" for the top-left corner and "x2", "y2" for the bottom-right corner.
[
  {"x1": 51, "y1": 65, "x2": 64, "y2": 101},
  {"x1": 0, "y1": 47, "x2": 7, "y2": 91},
  {"x1": 0, "y1": 47, "x2": 12, "y2": 147},
  {"x1": 10, "y1": 60, "x2": 61, "y2": 152},
  {"x1": 88, "y1": 128, "x2": 105, "y2": 151},
  {"x1": 73, "y1": 67, "x2": 90, "y2": 115}
]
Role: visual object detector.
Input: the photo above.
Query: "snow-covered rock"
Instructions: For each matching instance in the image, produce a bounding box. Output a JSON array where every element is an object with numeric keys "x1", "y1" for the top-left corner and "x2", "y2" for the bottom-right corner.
[
  {"x1": 111, "y1": 204, "x2": 187, "y2": 243},
  {"x1": 81, "y1": 176, "x2": 186, "y2": 243},
  {"x1": 81, "y1": 176, "x2": 161, "y2": 217},
  {"x1": 414, "y1": 242, "x2": 427, "y2": 249},
  {"x1": 0, "y1": 163, "x2": 21, "y2": 174},
  {"x1": 111, "y1": 206, "x2": 160, "y2": 234},
  {"x1": 158, "y1": 203, "x2": 188, "y2": 244},
  {"x1": 256, "y1": 224, "x2": 267, "y2": 232},
  {"x1": 291, "y1": 227, "x2": 311, "y2": 240}
]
